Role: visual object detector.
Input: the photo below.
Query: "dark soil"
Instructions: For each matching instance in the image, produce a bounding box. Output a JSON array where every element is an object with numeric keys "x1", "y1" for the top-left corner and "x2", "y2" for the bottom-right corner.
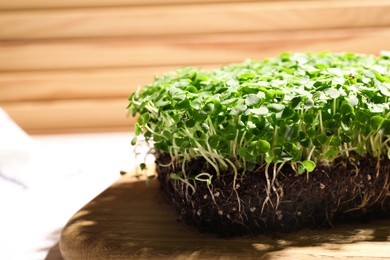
[{"x1": 156, "y1": 152, "x2": 390, "y2": 237}]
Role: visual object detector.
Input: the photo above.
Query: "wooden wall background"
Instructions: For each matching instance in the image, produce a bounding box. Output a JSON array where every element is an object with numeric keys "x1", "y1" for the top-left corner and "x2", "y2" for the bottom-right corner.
[{"x1": 0, "y1": 0, "x2": 389, "y2": 134}]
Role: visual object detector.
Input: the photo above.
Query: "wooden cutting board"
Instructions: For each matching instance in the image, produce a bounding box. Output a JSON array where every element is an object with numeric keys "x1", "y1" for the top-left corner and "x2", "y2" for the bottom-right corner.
[{"x1": 60, "y1": 168, "x2": 390, "y2": 259}]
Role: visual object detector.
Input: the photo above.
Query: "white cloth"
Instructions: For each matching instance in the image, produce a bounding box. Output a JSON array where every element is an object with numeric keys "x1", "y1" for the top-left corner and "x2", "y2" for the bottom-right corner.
[
  {"x1": 0, "y1": 108, "x2": 80, "y2": 192},
  {"x1": 0, "y1": 108, "x2": 138, "y2": 259}
]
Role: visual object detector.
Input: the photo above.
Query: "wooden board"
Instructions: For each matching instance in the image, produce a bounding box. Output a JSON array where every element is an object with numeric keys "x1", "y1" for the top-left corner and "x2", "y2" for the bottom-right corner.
[
  {"x1": 1, "y1": 28, "x2": 389, "y2": 71},
  {"x1": 0, "y1": 0, "x2": 307, "y2": 10},
  {"x1": 1, "y1": 0, "x2": 389, "y2": 40},
  {"x1": 60, "y1": 168, "x2": 390, "y2": 259},
  {"x1": 0, "y1": 66, "x2": 178, "y2": 102},
  {"x1": 0, "y1": 98, "x2": 136, "y2": 134}
]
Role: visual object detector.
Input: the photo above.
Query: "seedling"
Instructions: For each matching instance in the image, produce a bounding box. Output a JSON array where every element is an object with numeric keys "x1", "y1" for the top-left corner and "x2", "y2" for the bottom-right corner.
[{"x1": 128, "y1": 52, "x2": 390, "y2": 236}]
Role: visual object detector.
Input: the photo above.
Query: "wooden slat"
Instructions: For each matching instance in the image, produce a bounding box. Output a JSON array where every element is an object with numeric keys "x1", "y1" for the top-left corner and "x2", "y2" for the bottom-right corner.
[
  {"x1": 0, "y1": 28, "x2": 389, "y2": 72},
  {"x1": 0, "y1": 67, "x2": 172, "y2": 102},
  {"x1": 0, "y1": 35, "x2": 250, "y2": 71},
  {"x1": 0, "y1": 0, "x2": 307, "y2": 10},
  {"x1": 0, "y1": 65, "x2": 219, "y2": 102},
  {"x1": 0, "y1": 0, "x2": 389, "y2": 40},
  {"x1": 0, "y1": 99, "x2": 136, "y2": 134}
]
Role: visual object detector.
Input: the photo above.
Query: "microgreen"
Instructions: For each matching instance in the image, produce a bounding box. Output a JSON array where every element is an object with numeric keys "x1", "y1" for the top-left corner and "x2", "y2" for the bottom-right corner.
[{"x1": 128, "y1": 52, "x2": 390, "y2": 187}]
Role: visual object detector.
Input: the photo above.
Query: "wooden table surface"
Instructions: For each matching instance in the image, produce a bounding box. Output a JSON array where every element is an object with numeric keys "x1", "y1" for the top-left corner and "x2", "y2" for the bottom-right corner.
[{"x1": 60, "y1": 170, "x2": 390, "y2": 259}]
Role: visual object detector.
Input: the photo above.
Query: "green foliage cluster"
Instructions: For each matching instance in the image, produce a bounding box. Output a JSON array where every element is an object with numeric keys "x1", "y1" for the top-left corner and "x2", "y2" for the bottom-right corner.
[{"x1": 128, "y1": 52, "x2": 390, "y2": 180}]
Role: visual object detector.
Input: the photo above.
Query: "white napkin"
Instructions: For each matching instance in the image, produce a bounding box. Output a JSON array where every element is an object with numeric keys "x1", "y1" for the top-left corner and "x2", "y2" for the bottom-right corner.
[
  {"x1": 0, "y1": 108, "x2": 137, "y2": 259},
  {"x1": 0, "y1": 108, "x2": 80, "y2": 193}
]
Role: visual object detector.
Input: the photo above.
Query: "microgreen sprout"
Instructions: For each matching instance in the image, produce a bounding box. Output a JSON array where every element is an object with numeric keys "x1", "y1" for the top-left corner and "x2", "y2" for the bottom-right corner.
[{"x1": 128, "y1": 52, "x2": 390, "y2": 207}]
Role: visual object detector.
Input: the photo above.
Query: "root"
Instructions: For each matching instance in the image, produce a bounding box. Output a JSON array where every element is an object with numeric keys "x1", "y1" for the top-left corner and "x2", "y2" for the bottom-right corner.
[
  {"x1": 376, "y1": 156, "x2": 381, "y2": 178},
  {"x1": 207, "y1": 184, "x2": 218, "y2": 206},
  {"x1": 261, "y1": 163, "x2": 284, "y2": 214},
  {"x1": 157, "y1": 151, "x2": 390, "y2": 236},
  {"x1": 349, "y1": 160, "x2": 360, "y2": 177},
  {"x1": 224, "y1": 158, "x2": 243, "y2": 213},
  {"x1": 272, "y1": 164, "x2": 281, "y2": 209},
  {"x1": 344, "y1": 161, "x2": 389, "y2": 213},
  {"x1": 233, "y1": 188, "x2": 242, "y2": 213},
  {"x1": 261, "y1": 164, "x2": 274, "y2": 214},
  {"x1": 324, "y1": 209, "x2": 334, "y2": 228}
]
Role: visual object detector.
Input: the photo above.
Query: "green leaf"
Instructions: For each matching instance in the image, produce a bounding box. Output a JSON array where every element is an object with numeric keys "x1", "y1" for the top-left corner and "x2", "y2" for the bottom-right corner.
[
  {"x1": 345, "y1": 95, "x2": 359, "y2": 106},
  {"x1": 209, "y1": 99, "x2": 222, "y2": 116},
  {"x1": 154, "y1": 142, "x2": 169, "y2": 152},
  {"x1": 304, "y1": 98, "x2": 314, "y2": 109},
  {"x1": 281, "y1": 107, "x2": 295, "y2": 119},
  {"x1": 379, "y1": 119, "x2": 390, "y2": 135},
  {"x1": 299, "y1": 132, "x2": 312, "y2": 147},
  {"x1": 301, "y1": 160, "x2": 316, "y2": 172},
  {"x1": 190, "y1": 98, "x2": 202, "y2": 110},
  {"x1": 257, "y1": 140, "x2": 271, "y2": 154},
  {"x1": 284, "y1": 124, "x2": 299, "y2": 140},
  {"x1": 208, "y1": 135, "x2": 228, "y2": 151},
  {"x1": 163, "y1": 130, "x2": 173, "y2": 140},
  {"x1": 175, "y1": 99, "x2": 190, "y2": 109},
  {"x1": 201, "y1": 123, "x2": 210, "y2": 133},
  {"x1": 223, "y1": 124, "x2": 238, "y2": 140},
  {"x1": 221, "y1": 97, "x2": 238, "y2": 105},
  {"x1": 246, "y1": 105, "x2": 269, "y2": 115},
  {"x1": 170, "y1": 171, "x2": 183, "y2": 180},
  {"x1": 135, "y1": 122, "x2": 142, "y2": 136},
  {"x1": 140, "y1": 163, "x2": 147, "y2": 170},
  {"x1": 142, "y1": 113, "x2": 150, "y2": 124},
  {"x1": 131, "y1": 136, "x2": 137, "y2": 146},
  {"x1": 186, "y1": 85, "x2": 198, "y2": 93},
  {"x1": 329, "y1": 136, "x2": 341, "y2": 147},
  {"x1": 246, "y1": 160, "x2": 257, "y2": 171},
  {"x1": 238, "y1": 147, "x2": 248, "y2": 158},
  {"x1": 370, "y1": 116, "x2": 384, "y2": 130},
  {"x1": 185, "y1": 118, "x2": 196, "y2": 128},
  {"x1": 340, "y1": 102, "x2": 354, "y2": 114},
  {"x1": 192, "y1": 110, "x2": 208, "y2": 122},
  {"x1": 325, "y1": 88, "x2": 340, "y2": 99},
  {"x1": 230, "y1": 104, "x2": 247, "y2": 115},
  {"x1": 378, "y1": 83, "x2": 390, "y2": 97},
  {"x1": 368, "y1": 103, "x2": 386, "y2": 113},
  {"x1": 355, "y1": 110, "x2": 368, "y2": 124},
  {"x1": 200, "y1": 102, "x2": 215, "y2": 115},
  {"x1": 245, "y1": 94, "x2": 260, "y2": 106},
  {"x1": 238, "y1": 72, "x2": 255, "y2": 80},
  {"x1": 265, "y1": 155, "x2": 273, "y2": 164},
  {"x1": 284, "y1": 143, "x2": 298, "y2": 154},
  {"x1": 290, "y1": 96, "x2": 302, "y2": 109},
  {"x1": 267, "y1": 103, "x2": 285, "y2": 112},
  {"x1": 303, "y1": 113, "x2": 315, "y2": 124},
  {"x1": 324, "y1": 148, "x2": 339, "y2": 161},
  {"x1": 297, "y1": 164, "x2": 305, "y2": 174},
  {"x1": 314, "y1": 133, "x2": 328, "y2": 146},
  {"x1": 374, "y1": 72, "x2": 390, "y2": 83}
]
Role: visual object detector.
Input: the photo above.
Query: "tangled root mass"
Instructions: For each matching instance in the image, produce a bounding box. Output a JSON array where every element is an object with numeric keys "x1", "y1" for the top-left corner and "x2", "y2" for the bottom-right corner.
[{"x1": 157, "y1": 153, "x2": 390, "y2": 237}]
